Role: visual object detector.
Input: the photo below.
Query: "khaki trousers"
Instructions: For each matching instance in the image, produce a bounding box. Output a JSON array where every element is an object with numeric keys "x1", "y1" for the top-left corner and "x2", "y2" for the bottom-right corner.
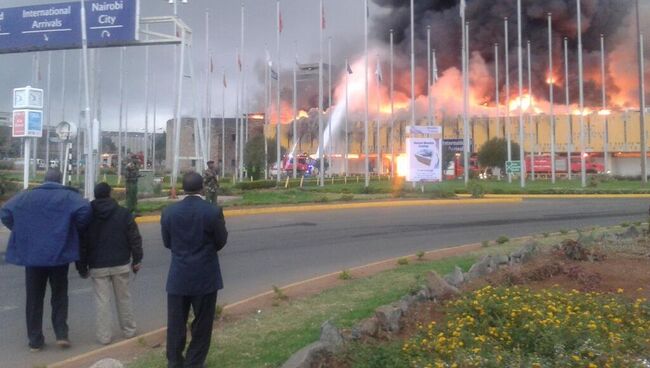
[{"x1": 90, "y1": 265, "x2": 137, "y2": 344}]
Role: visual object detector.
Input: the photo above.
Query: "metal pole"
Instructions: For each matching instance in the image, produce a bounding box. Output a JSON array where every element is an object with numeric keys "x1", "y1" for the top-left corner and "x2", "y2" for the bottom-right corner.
[
  {"x1": 45, "y1": 51, "x2": 52, "y2": 168},
  {"x1": 152, "y1": 75, "x2": 157, "y2": 175},
  {"x1": 600, "y1": 34, "x2": 608, "y2": 175},
  {"x1": 171, "y1": 28, "x2": 186, "y2": 196},
  {"x1": 376, "y1": 54, "x2": 381, "y2": 175},
  {"x1": 293, "y1": 52, "x2": 298, "y2": 179},
  {"x1": 527, "y1": 40, "x2": 534, "y2": 181},
  {"x1": 364, "y1": 0, "x2": 369, "y2": 187},
  {"x1": 577, "y1": 0, "x2": 586, "y2": 187},
  {"x1": 505, "y1": 17, "x2": 512, "y2": 183},
  {"x1": 463, "y1": 20, "x2": 469, "y2": 185},
  {"x1": 144, "y1": 25, "x2": 150, "y2": 169},
  {"x1": 264, "y1": 57, "x2": 269, "y2": 179},
  {"x1": 390, "y1": 29, "x2": 395, "y2": 178},
  {"x1": 410, "y1": 0, "x2": 415, "y2": 126},
  {"x1": 222, "y1": 70, "x2": 226, "y2": 179},
  {"x1": 495, "y1": 43, "x2": 499, "y2": 140},
  {"x1": 59, "y1": 50, "x2": 67, "y2": 164},
  {"x1": 564, "y1": 37, "x2": 572, "y2": 180},
  {"x1": 205, "y1": 11, "x2": 211, "y2": 162},
  {"x1": 118, "y1": 47, "x2": 124, "y2": 184},
  {"x1": 345, "y1": 58, "x2": 349, "y2": 177},
  {"x1": 328, "y1": 36, "x2": 333, "y2": 160},
  {"x1": 516, "y1": 0, "x2": 525, "y2": 187},
  {"x1": 432, "y1": 49, "x2": 438, "y2": 126},
  {"x1": 240, "y1": 3, "x2": 246, "y2": 180},
  {"x1": 427, "y1": 25, "x2": 432, "y2": 126},
  {"x1": 636, "y1": 0, "x2": 647, "y2": 183},
  {"x1": 319, "y1": 0, "x2": 326, "y2": 186},
  {"x1": 549, "y1": 13, "x2": 556, "y2": 183},
  {"x1": 80, "y1": 0, "x2": 94, "y2": 199},
  {"x1": 276, "y1": 0, "x2": 281, "y2": 183}
]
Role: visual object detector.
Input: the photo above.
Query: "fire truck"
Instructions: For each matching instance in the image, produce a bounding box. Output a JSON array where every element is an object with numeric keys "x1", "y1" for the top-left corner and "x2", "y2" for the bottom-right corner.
[
  {"x1": 524, "y1": 154, "x2": 604, "y2": 174},
  {"x1": 281, "y1": 153, "x2": 315, "y2": 175}
]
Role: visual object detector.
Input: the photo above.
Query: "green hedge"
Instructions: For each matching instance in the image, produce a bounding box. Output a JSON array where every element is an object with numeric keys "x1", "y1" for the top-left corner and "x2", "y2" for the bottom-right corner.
[{"x1": 235, "y1": 180, "x2": 278, "y2": 190}]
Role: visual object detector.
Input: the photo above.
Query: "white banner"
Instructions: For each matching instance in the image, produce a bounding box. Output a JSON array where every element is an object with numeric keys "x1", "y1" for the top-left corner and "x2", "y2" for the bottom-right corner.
[
  {"x1": 407, "y1": 125, "x2": 441, "y2": 136},
  {"x1": 406, "y1": 137, "x2": 442, "y2": 182}
]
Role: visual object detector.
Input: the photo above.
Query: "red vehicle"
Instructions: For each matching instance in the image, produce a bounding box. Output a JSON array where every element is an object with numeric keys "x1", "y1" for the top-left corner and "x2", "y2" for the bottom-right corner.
[
  {"x1": 281, "y1": 154, "x2": 313, "y2": 175},
  {"x1": 447, "y1": 155, "x2": 481, "y2": 179},
  {"x1": 524, "y1": 154, "x2": 604, "y2": 174}
]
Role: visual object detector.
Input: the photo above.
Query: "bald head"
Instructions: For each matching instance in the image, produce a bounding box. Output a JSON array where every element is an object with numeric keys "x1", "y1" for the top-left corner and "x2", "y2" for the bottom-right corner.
[
  {"x1": 44, "y1": 169, "x2": 62, "y2": 184},
  {"x1": 183, "y1": 172, "x2": 203, "y2": 194}
]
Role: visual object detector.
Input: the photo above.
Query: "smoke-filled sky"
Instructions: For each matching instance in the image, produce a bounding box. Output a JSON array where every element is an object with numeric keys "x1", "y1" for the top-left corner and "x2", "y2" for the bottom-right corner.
[{"x1": 1, "y1": 0, "x2": 649, "y2": 132}]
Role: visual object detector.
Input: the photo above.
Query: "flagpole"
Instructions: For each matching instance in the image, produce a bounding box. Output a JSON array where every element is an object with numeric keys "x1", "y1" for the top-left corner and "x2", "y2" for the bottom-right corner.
[
  {"x1": 239, "y1": 2, "x2": 245, "y2": 181},
  {"x1": 410, "y1": 0, "x2": 415, "y2": 126},
  {"x1": 222, "y1": 69, "x2": 226, "y2": 179},
  {"x1": 319, "y1": 0, "x2": 325, "y2": 187},
  {"x1": 328, "y1": 36, "x2": 333, "y2": 163},
  {"x1": 376, "y1": 54, "x2": 382, "y2": 175},
  {"x1": 59, "y1": 50, "x2": 67, "y2": 164},
  {"x1": 205, "y1": 10, "x2": 211, "y2": 162},
  {"x1": 276, "y1": 0, "x2": 282, "y2": 183},
  {"x1": 171, "y1": 29, "x2": 186, "y2": 197},
  {"x1": 80, "y1": 0, "x2": 94, "y2": 198},
  {"x1": 549, "y1": 13, "x2": 556, "y2": 183},
  {"x1": 432, "y1": 49, "x2": 438, "y2": 126},
  {"x1": 462, "y1": 14, "x2": 469, "y2": 185},
  {"x1": 564, "y1": 37, "x2": 572, "y2": 180},
  {"x1": 364, "y1": 0, "x2": 369, "y2": 187},
  {"x1": 293, "y1": 50, "x2": 298, "y2": 179},
  {"x1": 144, "y1": 25, "x2": 150, "y2": 169},
  {"x1": 600, "y1": 34, "x2": 608, "y2": 175},
  {"x1": 152, "y1": 73, "x2": 157, "y2": 174},
  {"x1": 637, "y1": 0, "x2": 647, "y2": 183},
  {"x1": 118, "y1": 47, "x2": 124, "y2": 184},
  {"x1": 527, "y1": 40, "x2": 535, "y2": 181},
  {"x1": 45, "y1": 51, "x2": 52, "y2": 168},
  {"x1": 577, "y1": 0, "x2": 586, "y2": 187},
  {"x1": 505, "y1": 17, "x2": 512, "y2": 183},
  {"x1": 427, "y1": 25, "x2": 432, "y2": 126},
  {"x1": 264, "y1": 50, "x2": 269, "y2": 180},
  {"x1": 390, "y1": 29, "x2": 395, "y2": 178},
  {"x1": 517, "y1": 0, "x2": 526, "y2": 188},
  {"x1": 494, "y1": 43, "x2": 499, "y2": 141},
  {"x1": 345, "y1": 58, "x2": 350, "y2": 178}
]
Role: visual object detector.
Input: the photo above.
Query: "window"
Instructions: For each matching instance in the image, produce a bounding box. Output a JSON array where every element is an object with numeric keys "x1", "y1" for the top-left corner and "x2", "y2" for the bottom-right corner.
[{"x1": 231, "y1": 134, "x2": 236, "y2": 142}]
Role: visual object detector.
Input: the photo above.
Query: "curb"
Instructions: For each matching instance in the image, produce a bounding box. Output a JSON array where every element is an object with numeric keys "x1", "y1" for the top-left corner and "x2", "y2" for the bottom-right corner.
[
  {"x1": 458, "y1": 193, "x2": 650, "y2": 199},
  {"x1": 134, "y1": 198, "x2": 522, "y2": 224},
  {"x1": 48, "y1": 240, "x2": 494, "y2": 368}
]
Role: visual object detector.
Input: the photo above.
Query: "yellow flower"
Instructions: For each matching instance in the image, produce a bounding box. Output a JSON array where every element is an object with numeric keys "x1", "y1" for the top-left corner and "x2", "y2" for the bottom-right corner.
[{"x1": 572, "y1": 355, "x2": 581, "y2": 362}]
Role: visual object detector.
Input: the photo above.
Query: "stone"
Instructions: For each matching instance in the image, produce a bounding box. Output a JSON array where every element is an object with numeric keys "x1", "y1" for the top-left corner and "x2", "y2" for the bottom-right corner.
[
  {"x1": 89, "y1": 359, "x2": 124, "y2": 368},
  {"x1": 494, "y1": 254, "x2": 510, "y2": 266},
  {"x1": 444, "y1": 266, "x2": 465, "y2": 287},
  {"x1": 280, "y1": 341, "x2": 329, "y2": 368},
  {"x1": 467, "y1": 256, "x2": 494, "y2": 279},
  {"x1": 415, "y1": 286, "x2": 431, "y2": 301},
  {"x1": 399, "y1": 295, "x2": 417, "y2": 313},
  {"x1": 425, "y1": 271, "x2": 460, "y2": 300},
  {"x1": 510, "y1": 241, "x2": 538, "y2": 263},
  {"x1": 622, "y1": 226, "x2": 640, "y2": 239},
  {"x1": 600, "y1": 232, "x2": 619, "y2": 243},
  {"x1": 577, "y1": 232, "x2": 596, "y2": 246},
  {"x1": 375, "y1": 304, "x2": 403, "y2": 333},
  {"x1": 320, "y1": 321, "x2": 343, "y2": 352},
  {"x1": 351, "y1": 317, "x2": 379, "y2": 339}
]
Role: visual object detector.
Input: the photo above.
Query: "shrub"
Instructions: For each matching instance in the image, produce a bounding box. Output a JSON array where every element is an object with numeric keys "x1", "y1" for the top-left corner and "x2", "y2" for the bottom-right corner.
[
  {"x1": 468, "y1": 181, "x2": 485, "y2": 198},
  {"x1": 235, "y1": 180, "x2": 277, "y2": 190},
  {"x1": 481, "y1": 240, "x2": 490, "y2": 247},
  {"x1": 339, "y1": 194, "x2": 355, "y2": 201},
  {"x1": 560, "y1": 229, "x2": 569, "y2": 234},
  {"x1": 0, "y1": 160, "x2": 15, "y2": 170},
  {"x1": 397, "y1": 258, "x2": 409, "y2": 266},
  {"x1": 339, "y1": 270, "x2": 352, "y2": 280},
  {"x1": 416, "y1": 251, "x2": 425, "y2": 260},
  {"x1": 496, "y1": 235, "x2": 509, "y2": 244},
  {"x1": 403, "y1": 286, "x2": 650, "y2": 367}
]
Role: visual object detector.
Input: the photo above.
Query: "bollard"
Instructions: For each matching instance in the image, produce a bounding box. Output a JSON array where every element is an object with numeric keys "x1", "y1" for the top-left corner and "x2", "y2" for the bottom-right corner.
[
  {"x1": 285, "y1": 177, "x2": 290, "y2": 189},
  {"x1": 300, "y1": 176, "x2": 304, "y2": 188},
  {"x1": 344, "y1": 176, "x2": 347, "y2": 184}
]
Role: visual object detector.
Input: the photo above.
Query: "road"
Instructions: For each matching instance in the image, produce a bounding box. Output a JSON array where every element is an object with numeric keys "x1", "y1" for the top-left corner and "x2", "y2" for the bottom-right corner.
[{"x1": 0, "y1": 198, "x2": 647, "y2": 367}]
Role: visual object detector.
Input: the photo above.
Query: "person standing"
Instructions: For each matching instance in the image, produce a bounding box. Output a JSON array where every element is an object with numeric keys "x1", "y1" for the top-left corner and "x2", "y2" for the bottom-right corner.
[
  {"x1": 161, "y1": 172, "x2": 228, "y2": 368},
  {"x1": 124, "y1": 155, "x2": 140, "y2": 213},
  {"x1": 203, "y1": 160, "x2": 220, "y2": 205},
  {"x1": 77, "y1": 183, "x2": 143, "y2": 345},
  {"x1": 1, "y1": 169, "x2": 92, "y2": 351}
]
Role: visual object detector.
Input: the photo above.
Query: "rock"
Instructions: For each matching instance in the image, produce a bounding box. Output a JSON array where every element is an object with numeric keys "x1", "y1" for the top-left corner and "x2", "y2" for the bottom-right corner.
[
  {"x1": 467, "y1": 256, "x2": 494, "y2": 279},
  {"x1": 494, "y1": 254, "x2": 510, "y2": 266},
  {"x1": 320, "y1": 321, "x2": 343, "y2": 352},
  {"x1": 444, "y1": 266, "x2": 465, "y2": 287},
  {"x1": 415, "y1": 287, "x2": 431, "y2": 301},
  {"x1": 351, "y1": 317, "x2": 379, "y2": 339},
  {"x1": 577, "y1": 232, "x2": 596, "y2": 246},
  {"x1": 375, "y1": 304, "x2": 403, "y2": 333},
  {"x1": 425, "y1": 271, "x2": 460, "y2": 300},
  {"x1": 622, "y1": 225, "x2": 640, "y2": 239},
  {"x1": 600, "y1": 232, "x2": 619, "y2": 243},
  {"x1": 510, "y1": 241, "x2": 538, "y2": 263},
  {"x1": 280, "y1": 341, "x2": 330, "y2": 368},
  {"x1": 89, "y1": 359, "x2": 124, "y2": 368},
  {"x1": 399, "y1": 295, "x2": 417, "y2": 313}
]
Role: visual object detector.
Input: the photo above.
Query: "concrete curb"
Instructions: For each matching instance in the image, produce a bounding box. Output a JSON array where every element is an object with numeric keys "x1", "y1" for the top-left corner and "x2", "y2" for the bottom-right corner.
[
  {"x1": 134, "y1": 198, "x2": 523, "y2": 224},
  {"x1": 48, "y1": 240, "x2": 493, "y2": 368},
  {"x1": 459, "y1": 193, "x2": 650, "y2": 199}
]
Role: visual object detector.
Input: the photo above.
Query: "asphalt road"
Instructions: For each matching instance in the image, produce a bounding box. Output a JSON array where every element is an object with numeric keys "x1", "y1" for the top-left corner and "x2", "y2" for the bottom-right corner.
[{"x1": 0, "y1": 198, "x2": 647, "y2": 367}]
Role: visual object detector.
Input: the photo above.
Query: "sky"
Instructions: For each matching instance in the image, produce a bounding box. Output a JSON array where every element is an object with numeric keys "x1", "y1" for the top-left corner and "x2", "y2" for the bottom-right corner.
[{"x1": 0, "y1": 0, "x2": 374, "y2": 132}]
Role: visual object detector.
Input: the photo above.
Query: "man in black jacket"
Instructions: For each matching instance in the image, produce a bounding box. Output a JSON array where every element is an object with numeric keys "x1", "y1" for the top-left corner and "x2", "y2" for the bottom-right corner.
[
  {"x1": 161, "y1": 172, "x2": 228, "y2": 368},
  {"x1": 77, "y1": 182, "x2": 143, "y2": 345}
]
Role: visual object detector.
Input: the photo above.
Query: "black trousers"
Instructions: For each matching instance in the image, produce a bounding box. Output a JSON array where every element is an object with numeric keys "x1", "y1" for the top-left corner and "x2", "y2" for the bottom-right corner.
[
  {"x1": 167, "y1": 291, "x2": 217, "y2": 368},
  {"x1": 25, "y1": 265, "x2": 69, "y2": 348}
]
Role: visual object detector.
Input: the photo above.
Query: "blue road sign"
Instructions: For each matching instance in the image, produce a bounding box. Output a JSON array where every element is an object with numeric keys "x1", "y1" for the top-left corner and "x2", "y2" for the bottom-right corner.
[{"x1": 0, "y1": 0, "x2": 139, "y2": 54}]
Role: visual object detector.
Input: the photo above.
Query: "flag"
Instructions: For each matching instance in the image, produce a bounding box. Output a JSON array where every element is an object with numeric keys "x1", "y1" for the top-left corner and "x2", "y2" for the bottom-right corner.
[
  {"x1": 279, "y1": 11, "x2": 283, "y2": 33},
  {"x1": 366, "y1": 2, "x2": 370, "y2": 18},
  {"x1": 375, "y1": 58, "x2": 382, "y2": 83},
  {"x1": 223, "y1": 73, "x2": 227, "y2": 88},
  {"x1": 460, "y1": 0, "x2": 465, "y2": 18},
  {"x1": 321, "y1": 2, "x2": 326, "y2": 29},
  {"x1": 237, "y1": 51, "x2": 242, "y2": 72},
  {"x1": 210, "y1": 57, "x2": 214, "y2": 73},
  {"x1": 271, "y1": 68, "x2": 279, "y2": 80},
  {"x1": 346, "y1": 60, "x2": 353, "y2": 74},
  {"x1": 266, "y1": 49, "x2": 272, "y2": 67}
]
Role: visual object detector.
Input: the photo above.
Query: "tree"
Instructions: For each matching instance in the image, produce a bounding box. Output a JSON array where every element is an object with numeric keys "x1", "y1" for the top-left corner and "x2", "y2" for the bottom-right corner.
[
  {"x1": 477, "y1": 138, "x2": 520, "y2": 170},
  {"x1": 244, "y1": 135, "x2": 286, "y2": 180},
  {"x1": 101, "y1": 137, "x2": 117, "y2": 153}
]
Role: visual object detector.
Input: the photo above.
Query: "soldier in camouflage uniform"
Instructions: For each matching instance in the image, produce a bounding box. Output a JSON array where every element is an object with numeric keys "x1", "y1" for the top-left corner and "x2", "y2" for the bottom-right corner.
[
  {"x1": 124, "y1": 155, "x2": 140, "y2": 213},
  {"x1": 203, "y1": 161, "x2": 219, "y2": 205}
]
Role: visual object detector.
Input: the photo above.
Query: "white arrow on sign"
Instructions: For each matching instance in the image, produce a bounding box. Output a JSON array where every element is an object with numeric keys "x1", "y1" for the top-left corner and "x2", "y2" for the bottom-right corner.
[
  {"x1": 43, "y1": 34, "x2": 49, "y2": 41},
  {"x1": 101, "y1": 30, "x2": 111, "y2": 38}
]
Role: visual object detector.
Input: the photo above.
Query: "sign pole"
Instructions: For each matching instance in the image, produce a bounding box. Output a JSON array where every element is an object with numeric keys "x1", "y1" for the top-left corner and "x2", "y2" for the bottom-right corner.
[
  {"x1": 23, "y1": 139, "x2": 30, "y2": 189},
  {"x1": 80, "y1": 0, "x2": 94, "y2": 199}
]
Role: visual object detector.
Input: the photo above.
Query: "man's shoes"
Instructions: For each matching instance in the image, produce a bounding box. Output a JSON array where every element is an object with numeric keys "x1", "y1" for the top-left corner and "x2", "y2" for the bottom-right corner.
[
  {"x1": 29, "y1": 345, "x2": 42, "y2": 352},
  {"x1": 56, "y1": 339, "x2": 71, "y2": 349}
]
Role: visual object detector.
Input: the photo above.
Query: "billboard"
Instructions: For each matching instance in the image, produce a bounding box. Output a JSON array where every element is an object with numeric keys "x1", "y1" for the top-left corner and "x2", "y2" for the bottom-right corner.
[
  {"x1": 12, "y1": 110, "x2": 43, "y2": 138},
  {"x1": 0, "y1": 0, "x2": 140, "y2": 54},
  {"x1": 406, "y1": 137, "x2": 442, "y2": 182}
]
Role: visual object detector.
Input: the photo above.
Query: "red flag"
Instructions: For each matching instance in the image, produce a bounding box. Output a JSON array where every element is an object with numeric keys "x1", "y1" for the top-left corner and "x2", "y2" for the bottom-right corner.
[
  {"x1": 321, "y1": 3, "x2": 326, "y2": 29},
  {"x1": 279, "y1": 11, "x2": 283, "y2": 33}
]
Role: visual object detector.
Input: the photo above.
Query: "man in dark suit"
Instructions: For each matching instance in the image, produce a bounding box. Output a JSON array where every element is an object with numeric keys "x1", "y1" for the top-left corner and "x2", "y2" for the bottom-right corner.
[{"x1": 161, "y1": 172, "x2": 228, "y2": 368}]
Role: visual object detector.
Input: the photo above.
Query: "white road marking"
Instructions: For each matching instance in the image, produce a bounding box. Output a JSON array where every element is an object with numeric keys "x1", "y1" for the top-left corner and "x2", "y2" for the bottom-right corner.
[{"x1": 0, "y1": 305, "x2": 18, "y2": 313}]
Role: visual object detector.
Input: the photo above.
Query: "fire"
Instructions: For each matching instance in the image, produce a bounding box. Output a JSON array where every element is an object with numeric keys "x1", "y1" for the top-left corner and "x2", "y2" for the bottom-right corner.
[
  {"x1": 379, "y1": 101, "x2": 409, "y2": 115},
  {"x1": 546, "y1": 74, "x2": 557, "y2": 85},
  {"x1": 297, "y1": 110, "x2": 309, "y2": 119},
  {"x1": 509, "y1": 94, "x2": 534, "y2": 112},
  {"x1": 248, "y1": 113, "x2": 265, "y2": 120},
  {"x1": 598, "y1": 109, "x2": 612, "y2": 116},
  {"x1": 572, "y1": 108, "x2": 593, "y2": 116},
  {"x1": 396, "y1": 153, "x2": 408, "y2": 177}
]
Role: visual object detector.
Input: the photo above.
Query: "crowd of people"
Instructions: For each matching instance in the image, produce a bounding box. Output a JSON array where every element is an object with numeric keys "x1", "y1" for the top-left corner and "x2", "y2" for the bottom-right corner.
[{"x1": 1, "y1": 167, "x2": 228, "y2": 368}]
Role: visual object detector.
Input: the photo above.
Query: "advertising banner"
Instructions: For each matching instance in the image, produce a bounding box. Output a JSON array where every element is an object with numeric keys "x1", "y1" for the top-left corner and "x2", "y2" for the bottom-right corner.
[{"x1": 406, "y1": 137, "x2": 442, "y2": 182}]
